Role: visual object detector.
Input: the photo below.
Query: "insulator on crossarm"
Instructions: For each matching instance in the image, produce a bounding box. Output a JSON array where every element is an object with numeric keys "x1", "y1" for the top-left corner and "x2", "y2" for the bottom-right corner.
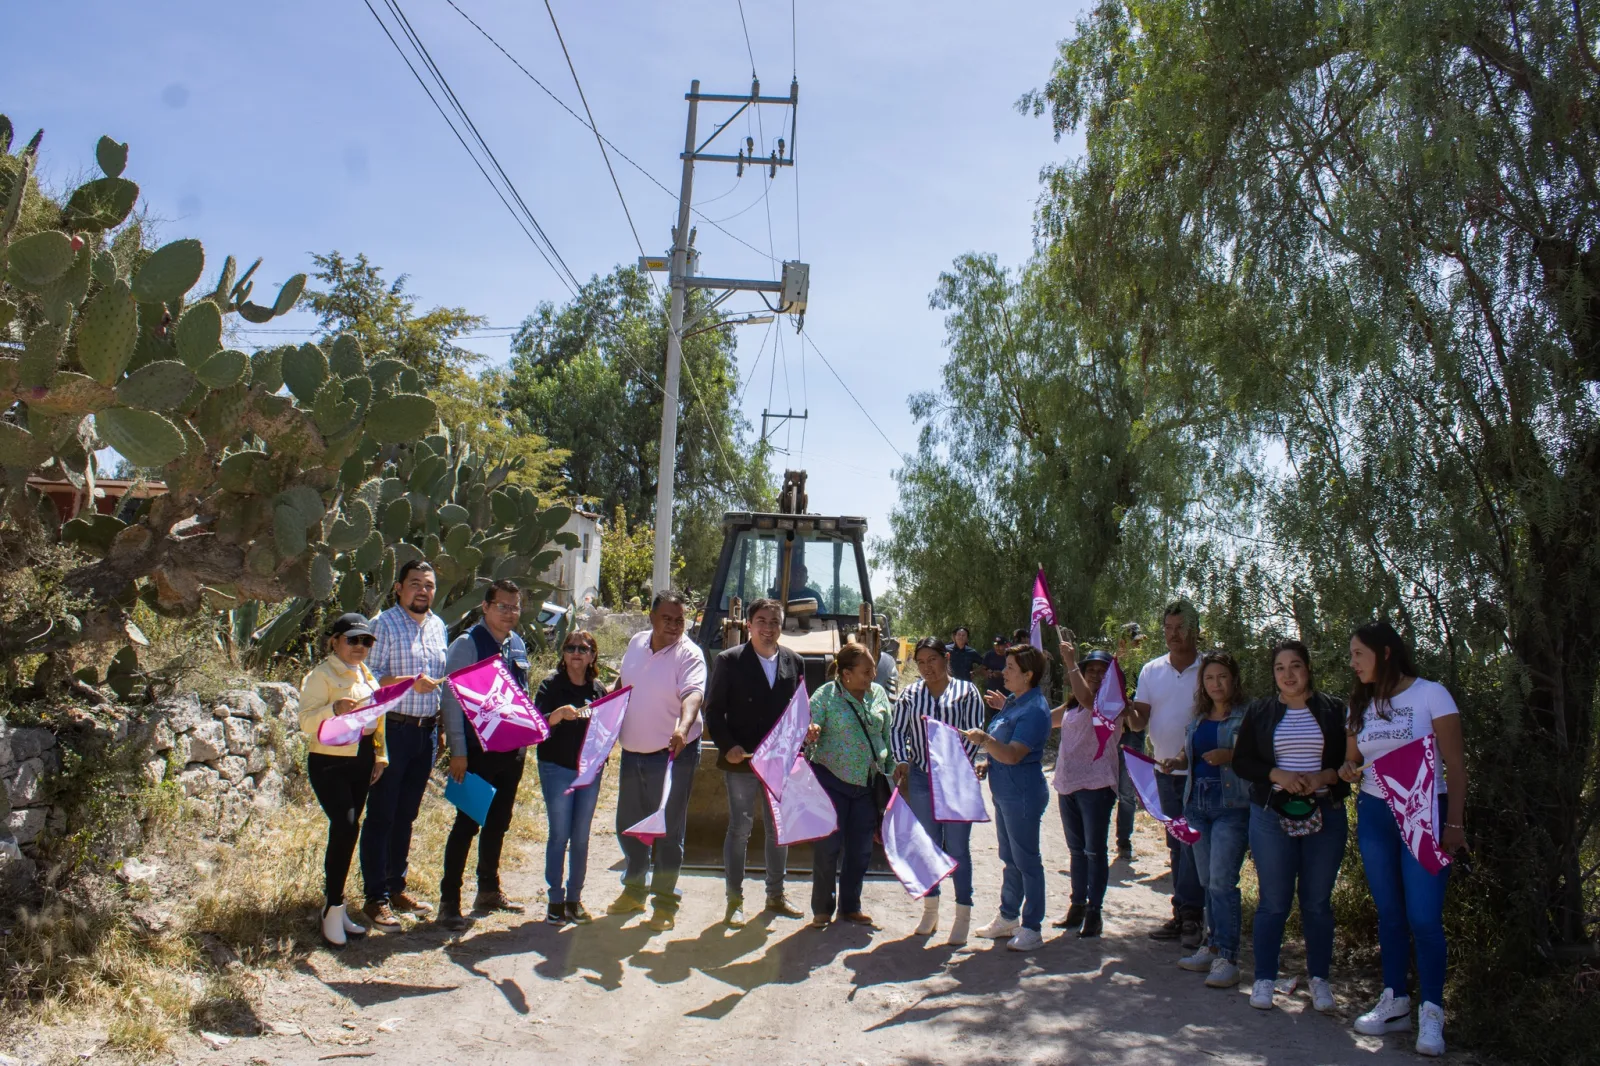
[
  {"x1": 737, "y1": 148, "x2": 745, "y2": 176},
  {"x1": 769, "y1": 150, "x2": 778, "y2": 179},
  {"x1": 778, "y1": 137, "x2": 786, "y2": 159}
]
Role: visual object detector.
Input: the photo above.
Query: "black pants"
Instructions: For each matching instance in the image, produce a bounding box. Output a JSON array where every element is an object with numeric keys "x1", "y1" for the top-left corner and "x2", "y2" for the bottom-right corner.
[
  {"x1": 810, "y1": 762, "x2": 878, "y2": 919},
  {"x1": 308, "y1": 735, "x2": 376, "y2": 908},
  {"x1": 440, "y1": 744, "x2": 526, "y2": 907}
]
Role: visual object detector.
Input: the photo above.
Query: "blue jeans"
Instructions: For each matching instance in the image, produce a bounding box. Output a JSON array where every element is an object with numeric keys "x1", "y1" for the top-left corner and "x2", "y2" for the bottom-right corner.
[
  {"x1": 1357, "y1": 791, "x2": 1450, "y2": 1004},
  {"x1": 990, "y1": 773, "x2": 1048, "y2": 931},
  {"x1": 1058, "y1": 787, "x2": 1116, "y2": 908},
  {"x1": 905, "y1": 770, "x2": 974, "y2": 905},
  {"x1": 537, "y1": 760, "x2": 602, "y2": 907},
  {"x1": 1249, "y1": 800, "x2": 1348, "y2": 981},
  {"x1": 1184, "y1": 779, "x2": 1250, "y2": 961},
  {"x1": 1156, "y1": 771, "x2": 1205, "y2": 919},
  {"x1": 1117, "y1": 731, "x2": 1144, "y2": 848},
  {"x1": 615, "y1": 740, "x2": 700, "y2": 913},
  {"x1": 811, "y1": 762, "x2": 878, "y2": 918},
  {"x1": 723, "y1": 769, "x2": 787, "y2": 901},
  {"x1": 359, "y1": 716, "x2": 436, "y2": 903}
]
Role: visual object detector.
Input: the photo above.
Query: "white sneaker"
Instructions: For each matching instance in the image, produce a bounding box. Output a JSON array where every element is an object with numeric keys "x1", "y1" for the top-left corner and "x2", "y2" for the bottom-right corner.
[
  {"x1": 341, "y1": 908, "x2": 368, "y2": 938},
  {"x1": 321, "y1": 904, "x2": 348, "y2": 947},
  {"x1": 1354, "y1": 988, "x2": 1412, "y2": 1035},
  {"x1": 1178, "y1": 945, "x2": 1218, "y2": 972},
  {"x1": 1310, "y1": 976, "x2": 1336, "y2": 1013},
  {"x1": 1415, "y1": 1002, "x2": 1445, "y2": 1057},
  {"x1": 974, "y1": 914, "x2": 1020, "y2": 939},
  {"x1": 946, "y1": 904, "x2": 971, "y2": 946},
  {"x1": 1249, "y1": 979, "x2": 1275, "y2": 1010},
  {"x1": 915, "y1": 895, "x2": 940, "y2": 936},
  {"x1": 1007, "y1": 926, "x2": 1044, "y2": 951},
  {"x1": 1205, "y1": 957, "x2": 1240, "y2": 988}
]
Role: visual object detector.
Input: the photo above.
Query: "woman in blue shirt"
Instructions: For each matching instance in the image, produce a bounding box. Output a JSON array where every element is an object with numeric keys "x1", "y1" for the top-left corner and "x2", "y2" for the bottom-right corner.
[{"x1": 962, "y1": 643, "x2": 1052, "y2": 951}]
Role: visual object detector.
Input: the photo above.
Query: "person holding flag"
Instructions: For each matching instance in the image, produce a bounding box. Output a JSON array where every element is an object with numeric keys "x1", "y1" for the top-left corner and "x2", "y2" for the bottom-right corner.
[
  {"x1": 532, "y1": 629, "x2": 606, "y2": 925},
  {"x1": 298, "y1": 613, "x2": 390, "y2": 947},
  {"x1": 436, "y1": 580, "x2": 536, "y2": 929},
  {"x1": 703, "y1": 597, "x2": 807, "y2": 927},
  {"x1": 1339, "y1": 622, "x2": 1465, "y2": 1058},
  {"x1": 890, "y1": 637, "x2": 987, "y2": 943},
  {"x1": 1049, "y1": 643, "x2": 1145, "y2": 939}
]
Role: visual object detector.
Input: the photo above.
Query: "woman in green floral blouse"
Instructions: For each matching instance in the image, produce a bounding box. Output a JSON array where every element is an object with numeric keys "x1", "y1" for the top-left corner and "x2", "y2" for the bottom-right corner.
[{"x1": 806, "y1": 642, "x2": 894, "y2": 928}]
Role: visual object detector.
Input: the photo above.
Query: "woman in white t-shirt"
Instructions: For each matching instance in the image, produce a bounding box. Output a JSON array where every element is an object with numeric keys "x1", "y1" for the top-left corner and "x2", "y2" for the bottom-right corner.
[{"x1": 1336, "y1": 622, "x2": 1467, "y2": 1058}]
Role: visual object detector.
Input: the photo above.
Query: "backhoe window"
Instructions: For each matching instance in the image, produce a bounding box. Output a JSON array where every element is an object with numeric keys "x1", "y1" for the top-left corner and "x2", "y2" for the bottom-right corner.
[{"x1": 719, "y1": 530, "x2": 865, "y2": 617}]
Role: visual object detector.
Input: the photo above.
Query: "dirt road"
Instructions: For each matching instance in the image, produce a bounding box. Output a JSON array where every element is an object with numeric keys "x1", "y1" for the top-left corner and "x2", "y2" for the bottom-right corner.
[{"x1": 173, "y1": 801, "x2": 1430, "y2": 1066}]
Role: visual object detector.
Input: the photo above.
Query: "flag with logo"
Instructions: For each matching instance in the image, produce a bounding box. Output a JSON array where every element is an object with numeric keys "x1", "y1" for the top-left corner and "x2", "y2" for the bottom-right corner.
[
  {"x1": 1029, "y1": 566, "x2": 1056, "y2": 653},
  {"x1": 924, "y1": 716, "x2": 989, "y2": 822},
  {"x1": 1121, "y1": 747, "x2": 1202, "y2": 844},
  {"x1": 1370, "y1": 735, "x2": 1453, "y2": 875},
  {"x1": 316, "y1": 678, "x2": 417, "y2": 747},
  {"x1": 566, "y1": 685, "x2": 632, "y2": 794},
  {"x1": 622, "y1": 753, "x2": 679, "y2": 845},
  {"x1": 766, "y1": 753, "x2": 838, "y2": 845},
  {"x1": 751, "y1": 681, "x2": 811, "y2": 801},
  {"x1": 446, "y1": 656, "x2": 550, "y2": 752},
  {"x1": 881, "y1": 788, "x2": 957, "y2": 898},
  {"x1": 1091, "y1": 658, "x2": 1127, "y2": 760}
]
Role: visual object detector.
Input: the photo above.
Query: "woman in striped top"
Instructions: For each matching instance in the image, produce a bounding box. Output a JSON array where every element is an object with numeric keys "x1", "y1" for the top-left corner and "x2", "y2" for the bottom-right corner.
[
  {"x1": 890, "y1": 637, "x2": 986, "y2": 944},
  {"x1": 1232, "y1": 640, "x2": 1351, "y2": 1015}
]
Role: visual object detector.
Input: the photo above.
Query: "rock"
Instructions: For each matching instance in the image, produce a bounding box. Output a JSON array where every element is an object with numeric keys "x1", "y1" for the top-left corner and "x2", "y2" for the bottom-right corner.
[
  {"x1": 252, "y1": 769, "x2": 286, "y2": 806},
  {"x1": 132, "y1": 904, "x2": 174, "y2": 933},
  {"x1": 0, "y1": 724, "x2": 12, "y2": 768},
  {"x1": 0, "y1": 838, "x2": 36, "y2": 892},
  {"x1": 177, "y1": 765, "x2": 220, "y2": 798},
  {"x1": 256, "y1": 682, "x2": 300, "y2": 716},
  {"x1": 216, "y1": 755, "x2": 249, "y2": 784},
  {"x1": 6, "y1": 808, "x2": 46, "y2": 846},
  {"x1": 5, "y1": 758, "x2": 46, "y2": 807},
  {"x1": 151, "y1": 718, "x2": 175, "y2": 753},
  {"x1": 168, "y1": 732, "x2": 192, "y2": 765},
  {"x1": 46, "y1": 806, "x2": 65, "y2": 834},
  {"x1": 220, "y1": 689, "x2": 269, "y2": 722},
  {"x1": 155, "y1": 692, "x2": 207, "y2": 733},
  {"x1": 245, "y1": 746, "x2": 268, "y2": 774},
  {"x1": 8, "y1": 726, "x2": 55, "y2": 762},
  {"x1": 142, "y1": 756, "x2": 168, "y2": 786},
  {"x1": 223, "y1": 717, "x2": 257, "y2": 755},
  {"x1": 188, "y1": 721, "x2": 227, "y2": 763},
  {"x1": 118, "y1": 856, "x2": 161, "y2": 883}
]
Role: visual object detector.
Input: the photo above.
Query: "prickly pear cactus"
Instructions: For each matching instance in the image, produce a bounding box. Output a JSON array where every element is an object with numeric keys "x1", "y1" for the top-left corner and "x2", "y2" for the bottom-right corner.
[{"x1": 0, "y1": 119, "x2": 576, "y2": 665}]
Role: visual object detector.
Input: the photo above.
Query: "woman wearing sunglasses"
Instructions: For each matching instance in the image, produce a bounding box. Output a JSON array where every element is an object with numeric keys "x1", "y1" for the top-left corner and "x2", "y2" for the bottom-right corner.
[
  {"x1": 533, "y1": 630, "x2": 606, "y2": 924},
  {"x1": 298, "y1": 613, "x2": 389, "y2": 947}
]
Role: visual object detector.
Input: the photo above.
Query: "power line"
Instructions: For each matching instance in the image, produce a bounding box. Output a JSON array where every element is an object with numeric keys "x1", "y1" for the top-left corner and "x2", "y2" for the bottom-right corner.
[
  {"x1": 442, "y1": 0, "x2": 781, "y2": 265},
  {"x1": 801, "y1": 331, "x2": 907, "y2": 461},
  {"x1": 359, "y1": 0, "x2": 577, "y2": 295},
  {"x1": 735, "y1": 0, "x2": 758, "y2": 78}
]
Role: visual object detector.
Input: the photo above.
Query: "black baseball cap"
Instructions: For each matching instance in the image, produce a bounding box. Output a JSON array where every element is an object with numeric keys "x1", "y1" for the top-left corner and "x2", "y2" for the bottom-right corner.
[
  {"x1": 329, "y1": 612, "x2": 373, "y2": 639},
  {"x1": 992, "y1": 634, "x2": 1006, "y2": 644},
  {"x1": 1082, "y1": 649, "x2": 1116, "y2": 665}
]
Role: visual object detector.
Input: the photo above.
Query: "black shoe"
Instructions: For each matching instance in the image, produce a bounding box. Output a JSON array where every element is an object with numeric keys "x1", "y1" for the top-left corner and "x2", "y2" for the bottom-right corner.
[
  {"x1": 765, "y1": 894, "x2": 804, "y2": 918},
  {"x1": 1180, "y1": 918, "x2": 1204, "y2": 949},
  {"x1": 724, "y1": 898, "x2": 747, "y2": 928},
  {"x1": 1078, "y1": 908, "x2": 1103, "y2": 938},
  {"x1": 1116, "y1": 843, "x2": 1134, "y2": 860},
  {"x1": 546, "y1": 905, "x2": 566, "y2": 925},
  {"x1": 437, "y1": 904, "x2": 467, "y2": 932},
  {"x1": 1052, "y1": 904, "x2": 1087, "y2": 930},
  {"x1": 1147, "y1": 915, "x2": 1183, "y2": 941},
  {"x1": 565, "y1": 901, "x2": 593, "y2": 924}
]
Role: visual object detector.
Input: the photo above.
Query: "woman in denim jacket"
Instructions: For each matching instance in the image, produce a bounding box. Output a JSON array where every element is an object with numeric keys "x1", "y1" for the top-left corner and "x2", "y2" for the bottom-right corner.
[{"x1": 1160, "y1": 651, "x2": 1250, "y2": 989}]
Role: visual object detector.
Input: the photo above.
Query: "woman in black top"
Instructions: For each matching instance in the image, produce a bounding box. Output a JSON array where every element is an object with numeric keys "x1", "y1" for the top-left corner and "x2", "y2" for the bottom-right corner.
[
  {"x1": 534, "y1": 629, "x2": 605, "y2": 925},
  {"x1": 1231, "y1": 640, "x2": 1351, "y2": 1014}
]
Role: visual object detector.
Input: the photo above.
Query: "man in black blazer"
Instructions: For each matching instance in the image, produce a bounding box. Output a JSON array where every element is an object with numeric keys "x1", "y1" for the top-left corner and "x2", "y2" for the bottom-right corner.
[{"x1": 704, "y1": 597, "x2": 806, "y2": 926}]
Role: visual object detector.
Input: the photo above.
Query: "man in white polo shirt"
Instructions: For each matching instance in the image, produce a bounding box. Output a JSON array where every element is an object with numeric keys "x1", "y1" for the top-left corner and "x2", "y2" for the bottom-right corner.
[
  {"x1": 1133, "y1": 599, "x2": 1206, "y2": 947},
  {"x1": 606, "y1": 590, "x2": 707, "y2": 932}
]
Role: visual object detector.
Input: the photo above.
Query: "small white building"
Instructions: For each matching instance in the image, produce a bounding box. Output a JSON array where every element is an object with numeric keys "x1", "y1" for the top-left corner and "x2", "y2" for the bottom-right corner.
[{"x1": 541, "y1": 507, "x2": 601, "y2": 608}]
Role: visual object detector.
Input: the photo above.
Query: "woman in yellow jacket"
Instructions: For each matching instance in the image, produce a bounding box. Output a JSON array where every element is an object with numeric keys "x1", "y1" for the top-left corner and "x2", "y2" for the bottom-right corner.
[{"x1": 299, "y1": 613, "x2": 390, "y2": 947}]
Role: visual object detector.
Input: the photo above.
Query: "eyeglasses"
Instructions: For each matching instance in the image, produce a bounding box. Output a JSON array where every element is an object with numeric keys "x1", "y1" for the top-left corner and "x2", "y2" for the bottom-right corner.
[
  {"x1": 562, "y1": 644, "x2": 594, "y2": 655},
  {"x1": 342, "y1": 635, "x2": 375, "y2": 647},
  {"x1": 487, "y1": 601, "x2": 521, "y2": 614}
]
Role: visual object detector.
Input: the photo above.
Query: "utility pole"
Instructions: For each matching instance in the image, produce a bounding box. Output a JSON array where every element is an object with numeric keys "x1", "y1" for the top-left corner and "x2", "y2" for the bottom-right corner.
[
  {"x1": 649, "y1": 77, "x2": 809, "y2": 596},
  {"x1": 760, "y1": 408, "x2": 809, "y2": 453}
]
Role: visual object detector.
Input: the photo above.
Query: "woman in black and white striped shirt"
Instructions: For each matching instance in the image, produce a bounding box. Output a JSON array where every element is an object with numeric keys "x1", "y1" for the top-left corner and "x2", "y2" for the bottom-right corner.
[
  {"x1": 890, "y1": 637, "x2": 986, "y2": 944},
  {"x1": 1232, "y1": 639, "x2": 1351, "y2": 1015}
]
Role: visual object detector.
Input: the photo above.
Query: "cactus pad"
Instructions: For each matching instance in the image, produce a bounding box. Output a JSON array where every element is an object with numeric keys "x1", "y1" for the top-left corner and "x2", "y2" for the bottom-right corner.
[
  {"x1": 273, "y1": 503, "x2": 308, "y2": 558},
  {"x1": 196, "y1": 349, "x2": 249, "y2": 388},
  {"x1": 75, "y1": 279, "x2": 138, "y2": 384},
  {"x1": 61, "y1": 176, "x2": 139, "y2": 232},
  {"x1": 7, "y1": 231, "x2": 76, "y2": 287},
  {"x1": 95, "y1": 407, "x2": 186, "y2": 468},
  {"x1": 282, "y1": 343, "x2": 328, "y2": 404},
  {"x1": 175, "y1": 300, "x2": 223, "y2": 368},
  {"x1": 328, "y1": 499, "x2": 374, "y2": 551},
  {"x1": 329, "y1": 334, "x2": 365, "y2": 377},
  {"x1": 309, "y1": 553, "x2": 336, "y2": 600},
  {"x1": 115, "y1": 360, "x2": 197, "y2": 412},
  {"x1": 96, "y1": 136, "x2": 129, "y2": 178},
  {"x1": 131, "y1": 238, "x2": 205, "y2": 305},
  {"x1": 219, "y1": 450, "x2": 275, "y2": 495},
  {"x1": 366, "y1": 393, "x2": 437, "y2": 444}
]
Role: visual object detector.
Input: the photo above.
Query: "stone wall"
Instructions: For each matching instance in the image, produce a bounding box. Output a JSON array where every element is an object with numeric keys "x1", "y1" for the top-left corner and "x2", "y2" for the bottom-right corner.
[{"x1": 0, "y1": 681, "x2": 305, "y2": 891}]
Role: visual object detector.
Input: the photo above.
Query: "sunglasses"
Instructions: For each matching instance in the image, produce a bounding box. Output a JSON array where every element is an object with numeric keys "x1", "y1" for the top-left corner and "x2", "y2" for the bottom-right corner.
[
  {"x1": 342, "y1": 634, "x2": 375, "y2": 647},
  {"x1": 562, "y1": 643, "x2": 594, "y2": 654}
]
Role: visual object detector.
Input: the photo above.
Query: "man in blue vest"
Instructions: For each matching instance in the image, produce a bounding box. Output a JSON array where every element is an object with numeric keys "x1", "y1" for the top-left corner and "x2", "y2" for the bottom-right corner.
[{"x1": 436, "y1": 579, "x2": 533, "y2": 929}]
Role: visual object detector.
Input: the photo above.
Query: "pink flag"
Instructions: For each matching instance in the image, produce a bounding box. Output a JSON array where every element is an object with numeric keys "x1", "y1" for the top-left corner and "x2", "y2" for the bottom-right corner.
[
  {"x1": 750, "y1": 680, "x2": 811, "y2": 801},
  {"x1": 565, "y1": 685, "x2": 631, "y2": 795},
  {"x1": 622, "y1": 753, "x2": 678, "y2": 845},
  {"x1": 316, "y1": 678, "x2": 417, "y2": 747},
  {"x1": 881, "y1": 788, "x2": 957, "y2": 899},
  {"x1": 1370, "y1": 735, "x2": 1452, "y2": 875},
  {"x1": 766, "y1": 754, "x2": 838, "y2": 846},
  {"x1": 446, "y1": 656, "x2": 550, "y2": 752},
  {"x1": 1029, "y1": 567, "x2": 1056, "y2": 652},
  {"x1": 1121, "y1": 748, "x2": 1201, "y2": 844},
  {"x1": 924, "y1": 716, "x2": 989, "y2": 823},
  {"x1": 1091, "y1": 658, "x2": 1127, "y2": 760}
]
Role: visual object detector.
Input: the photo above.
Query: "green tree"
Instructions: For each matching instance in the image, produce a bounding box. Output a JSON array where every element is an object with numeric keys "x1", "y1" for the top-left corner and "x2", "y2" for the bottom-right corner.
[{"x1": 504, "y1": 266, "x2": 773, "y2": 595}]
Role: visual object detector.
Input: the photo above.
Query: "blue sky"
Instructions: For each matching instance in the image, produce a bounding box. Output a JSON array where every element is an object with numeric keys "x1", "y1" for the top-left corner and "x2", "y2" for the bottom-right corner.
[{"x1": 4, "y1": 0, "x2": 1085, "y2": 591}]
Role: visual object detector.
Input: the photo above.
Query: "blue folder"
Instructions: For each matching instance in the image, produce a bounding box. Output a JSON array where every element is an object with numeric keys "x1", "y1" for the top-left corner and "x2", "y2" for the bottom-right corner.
[{"x1": 444, "y1": 771, "x2": 496, "y2": 826}]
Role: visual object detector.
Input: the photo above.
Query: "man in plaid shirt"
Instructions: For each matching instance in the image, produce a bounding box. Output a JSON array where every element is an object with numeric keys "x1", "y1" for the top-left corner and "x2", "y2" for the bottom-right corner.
[{"x1": 358, "y1": 559, "x2": 446, "y2": 928}]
